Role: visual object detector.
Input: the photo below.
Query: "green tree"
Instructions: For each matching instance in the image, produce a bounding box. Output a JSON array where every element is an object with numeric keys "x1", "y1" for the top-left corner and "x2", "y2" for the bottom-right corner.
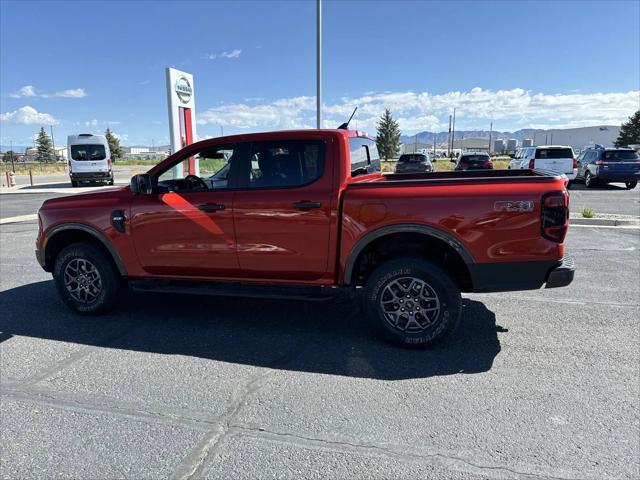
[
  {"x1": 35, "y1": 127, "x2": 54, "y2": 163},
  {"x1": 2, "y1": 151, "x2": 16, "y2": 163},
  {"x1": 375, "y1": 109, "x2": 401, "y2": 160},
  {"x1": 614, "y1": 110, "x2": 640, "y2": 148},
  {"x1": 105, "y1": 128, "x2": 123, "y2": 160}
]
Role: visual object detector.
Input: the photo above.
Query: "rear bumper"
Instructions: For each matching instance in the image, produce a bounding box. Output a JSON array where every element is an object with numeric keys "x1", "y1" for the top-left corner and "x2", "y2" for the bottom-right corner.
[
  {"x1": 70, "y1": 172, "x2": 112, "y2": 181},
  {"x1": 545, "y1": 256, "x2": 575, "y2": 288},
  {"x1": 595, "y1": 172, "x2": 640, "y2": 183},
  {"x1": 469, "y1": 255, "x2": 575, "y2": 292}
]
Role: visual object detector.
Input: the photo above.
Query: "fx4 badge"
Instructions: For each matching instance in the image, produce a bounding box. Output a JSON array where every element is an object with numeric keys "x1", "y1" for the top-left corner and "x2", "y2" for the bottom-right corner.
[{"x1": 494, "y1": 200, "x2": 534, "y2": 212}]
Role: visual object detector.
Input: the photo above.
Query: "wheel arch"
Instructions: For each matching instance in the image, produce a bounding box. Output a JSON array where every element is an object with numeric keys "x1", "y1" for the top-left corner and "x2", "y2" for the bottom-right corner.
[
  {"x1": 343, "y1": 224, "x2": 475, "y2": 289},
  {"x1": 43, "y1": 223, "x2": 127, "y2": 276}
]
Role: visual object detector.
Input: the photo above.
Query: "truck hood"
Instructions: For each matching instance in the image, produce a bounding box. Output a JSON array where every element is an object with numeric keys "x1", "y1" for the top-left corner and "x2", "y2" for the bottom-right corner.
[{"x1": 40, "y1": 186, "x2": 130, "y2": 211}]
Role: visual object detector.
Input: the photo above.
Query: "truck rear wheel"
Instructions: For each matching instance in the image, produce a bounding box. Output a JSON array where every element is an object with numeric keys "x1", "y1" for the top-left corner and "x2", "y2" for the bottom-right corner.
[
  {"x1": 625, "y1": 181, "x2": 637, "y2": 190},
  {"x1": 53, "y1": 242, "x2": 122, "y2": 314},
  {"x1": 363, "y1": 257, "x2": 462, "y2": 347}
]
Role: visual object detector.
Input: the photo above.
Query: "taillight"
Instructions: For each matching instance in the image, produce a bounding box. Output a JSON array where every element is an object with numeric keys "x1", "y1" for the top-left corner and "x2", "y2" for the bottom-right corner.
[
  {"x1": 68, "y1": 161, "x2": 72, "y2": 173},
  {"x1": 529, "y1": 159, "x2": 535, "y2": 169},
  {"x1": 107, "y1": 158, "x2": 113, "y2": 170},
  {"x1": 572, "y1": 157, "x2": 577, "y2": 169},
  {"x1": 595, "y1": 159, "x2": 603, "y2": 165},
  {"x1": 484, "y1": 160, "x2": 493, "y2": 168},
  {"x1": 541, "y1": 191, "x2": 569, "y2": 242}
]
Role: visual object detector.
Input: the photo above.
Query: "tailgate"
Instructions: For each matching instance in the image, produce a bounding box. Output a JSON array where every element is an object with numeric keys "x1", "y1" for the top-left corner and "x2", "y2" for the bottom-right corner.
[{"x1": 534, "y1": 148, "x2": 574, "y2": 174}]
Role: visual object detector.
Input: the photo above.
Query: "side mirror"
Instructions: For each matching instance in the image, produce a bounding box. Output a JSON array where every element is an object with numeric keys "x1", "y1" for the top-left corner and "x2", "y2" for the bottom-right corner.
[{"x1": 130, "y1": 174, "x2": 153, "y2": 195}]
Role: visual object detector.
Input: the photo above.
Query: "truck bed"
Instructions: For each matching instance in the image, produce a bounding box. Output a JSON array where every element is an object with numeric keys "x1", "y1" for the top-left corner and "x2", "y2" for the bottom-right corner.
[{"x1": 351, "y1": 168, "x2": 563, "y2": 187}]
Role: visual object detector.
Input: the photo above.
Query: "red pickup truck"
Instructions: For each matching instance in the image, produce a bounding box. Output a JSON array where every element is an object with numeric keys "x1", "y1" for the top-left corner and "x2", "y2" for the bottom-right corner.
[{"x1": 36, "y1": 129, "x2": 574, "y2": 346}]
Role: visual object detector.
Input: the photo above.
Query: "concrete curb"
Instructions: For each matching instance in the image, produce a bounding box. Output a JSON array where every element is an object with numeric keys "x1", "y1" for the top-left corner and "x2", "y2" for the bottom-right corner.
[
  {"x1": 0, "y1": 214, "x2": 38, "y2": 225},
  {"x1": 570, "y1": 217, "x2": 640, "y2": 227}
]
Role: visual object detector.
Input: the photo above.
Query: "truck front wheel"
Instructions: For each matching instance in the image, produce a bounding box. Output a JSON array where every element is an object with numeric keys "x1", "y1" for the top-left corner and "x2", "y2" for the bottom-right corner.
[
  {"x1": 53, "y1": 242, "x2": 122, "y2": 314},
  {"x1": 363, "y1": 257, "x2": 462, "y2": 347}
]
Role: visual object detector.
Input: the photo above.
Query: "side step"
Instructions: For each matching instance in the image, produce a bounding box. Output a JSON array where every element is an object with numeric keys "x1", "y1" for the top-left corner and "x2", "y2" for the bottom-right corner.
[{"x1": 130, "y1": 278, "x2": 354, "y2": 302}]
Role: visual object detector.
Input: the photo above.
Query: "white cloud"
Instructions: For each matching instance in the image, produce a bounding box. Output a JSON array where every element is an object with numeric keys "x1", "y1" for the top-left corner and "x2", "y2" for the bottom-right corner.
[
  {"x1": 10, "y1": 85, "x2": 37, "y2": 98},
  {"x1": 53, "y1": 88, "x2": 86, "y2": 98},
  {"x1": 85, "y1": 119, "x2": 98, "y2": 126},
  {"x1": 205, "y1": 49, "x2": 242, "y2": 60},
  {"x1": 197, "y1": 88, "x2": 640, "y2": 134},
  {"x1": 8, "y1": 85, "x2": 86, "y2": 98},
  {"x1": 0, "y1": 106, "x2": 59, "y2": 125}
]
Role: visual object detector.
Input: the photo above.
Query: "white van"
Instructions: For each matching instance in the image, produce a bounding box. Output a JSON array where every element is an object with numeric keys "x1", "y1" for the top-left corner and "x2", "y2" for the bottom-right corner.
[
  {"x1": 67, "y1": 134, "x2": 114, "y2": 187},
  {"x1": 509, "y1": 145, "x2": 577, "y2": 180}
]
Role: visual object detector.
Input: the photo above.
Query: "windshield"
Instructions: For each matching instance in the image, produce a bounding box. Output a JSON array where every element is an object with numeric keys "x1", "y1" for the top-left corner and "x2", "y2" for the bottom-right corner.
[
  {"x1": 535, "y1": 148, "x2": 573, "y2": 159},
  {"x1": 603, "y1": 150, "x2": 639, "y2": 161},
  {"x1": 70, "y1": 144, "x2": 106, "y2": 161},
  {"x1": 399, "y1": 154, "x2": 427, "y2": 163}
]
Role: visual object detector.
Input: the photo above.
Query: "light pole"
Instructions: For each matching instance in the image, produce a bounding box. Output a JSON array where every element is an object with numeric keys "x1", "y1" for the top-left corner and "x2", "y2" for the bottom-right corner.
[{"x1": 316, "y1": 0, "x2": 322, "y2": 129}]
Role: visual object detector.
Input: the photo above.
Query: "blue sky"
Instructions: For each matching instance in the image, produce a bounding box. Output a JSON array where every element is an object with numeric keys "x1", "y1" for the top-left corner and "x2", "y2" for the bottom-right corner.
[{"x1": 1, "y1": 0, "x2": 639, "y2": 146}]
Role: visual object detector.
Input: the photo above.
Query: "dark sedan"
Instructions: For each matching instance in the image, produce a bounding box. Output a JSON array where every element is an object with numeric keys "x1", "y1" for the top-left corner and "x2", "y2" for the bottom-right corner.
[
  {"x1": 395, "y1": 153, "x2": 433, "y2": 173},
  {"x1": 453, "y1": 152, "x2": 493, "y2": 171}
]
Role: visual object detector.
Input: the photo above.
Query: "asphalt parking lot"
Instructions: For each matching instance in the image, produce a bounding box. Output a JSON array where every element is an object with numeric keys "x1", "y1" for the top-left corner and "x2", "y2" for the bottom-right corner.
[{"x1": 1, "y1": 189, "x2": 639, "y2": 479}]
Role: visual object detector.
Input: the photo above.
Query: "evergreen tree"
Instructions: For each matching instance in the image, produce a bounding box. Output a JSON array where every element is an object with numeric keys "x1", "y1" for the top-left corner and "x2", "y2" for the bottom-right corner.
[
  {"x1": 35, "y1": 127, "x2": 54, "y2": 163},
  {"x1": 376, "y1": 109, "x2": 401, "y2": 160},
  {"x1": 614, "y1": 110, "x2": 640, "y2": 148},
  {"x1": 105, "y1": 128, "x2": 123, "y2": 160}
]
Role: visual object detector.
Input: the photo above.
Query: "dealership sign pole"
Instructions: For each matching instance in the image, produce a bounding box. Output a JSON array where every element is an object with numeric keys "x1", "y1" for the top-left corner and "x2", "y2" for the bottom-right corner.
[{"x1": 166, "y1": 67, "x2": 198, "y2": 177}]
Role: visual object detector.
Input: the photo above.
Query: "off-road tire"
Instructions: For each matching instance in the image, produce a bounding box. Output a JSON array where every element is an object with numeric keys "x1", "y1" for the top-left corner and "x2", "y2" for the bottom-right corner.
[
  {"x1": 363, "y1": 257, "x2": 462, "y2": 348},
  {"x1": 53, "y1": 242, "x2": 122, "y2": 314}
]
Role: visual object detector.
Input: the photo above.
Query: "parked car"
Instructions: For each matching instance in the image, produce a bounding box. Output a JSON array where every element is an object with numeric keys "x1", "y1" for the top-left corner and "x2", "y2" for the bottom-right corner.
[
  {"x1": 37, "y1": 129, "x2": 574, "y2": 347},
  {"x1": 509, "y1": 148, "x2": 526, "y2": 169},
  {"x1": 395, "y1": 153, "x2": 433, "y2": 173},
  {"x1": 67, "y1": 134, "x2": 114, "y2": 187},
  {"x1": 453, "y1": 152, "x2": 493, "y2": 170},
  {"x1": 511, "y1": 146, "x2": 577, "y2": 181},
  {"x1": 576, "y1": 146, "x2": 639, "y2": 189}
]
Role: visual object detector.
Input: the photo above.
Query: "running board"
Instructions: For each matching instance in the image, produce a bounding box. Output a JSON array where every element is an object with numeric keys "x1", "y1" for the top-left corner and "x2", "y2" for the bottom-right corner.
[{"x1": 130, "y1": 279, "x2": 353, "y2": 302}]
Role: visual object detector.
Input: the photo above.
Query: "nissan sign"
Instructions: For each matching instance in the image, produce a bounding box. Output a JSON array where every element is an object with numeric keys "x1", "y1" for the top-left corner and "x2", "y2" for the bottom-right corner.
[{"x1": 175, "y1": 76, "x2": 193, "y2": 104}]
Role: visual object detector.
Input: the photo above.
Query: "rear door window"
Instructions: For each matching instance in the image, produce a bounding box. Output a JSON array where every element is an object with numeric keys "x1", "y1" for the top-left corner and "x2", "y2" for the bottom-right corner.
[
  {"x1": 247, "y1": 140, "x2": 325, "y2": 189},
  {"x1": 535, "y1": 148, "x2": 573, "y2": 159},
  {"x1": 70, "y1": 144, "x2": 106, "y2": 161}
]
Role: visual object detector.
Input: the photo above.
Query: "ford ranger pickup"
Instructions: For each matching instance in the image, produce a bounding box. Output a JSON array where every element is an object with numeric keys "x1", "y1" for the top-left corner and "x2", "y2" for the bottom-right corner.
[{"x1": 36, "y1": 129, "x2": 574, "y2": 346}]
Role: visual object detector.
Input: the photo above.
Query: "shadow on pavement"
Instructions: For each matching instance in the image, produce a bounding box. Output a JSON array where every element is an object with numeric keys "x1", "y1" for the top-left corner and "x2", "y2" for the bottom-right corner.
[
  {"x1": 0, "y1": 280, "x2": 503, "y2": 380},
  {"x1": 568, "y1": 182, "x2": 629, "y2": 191}
]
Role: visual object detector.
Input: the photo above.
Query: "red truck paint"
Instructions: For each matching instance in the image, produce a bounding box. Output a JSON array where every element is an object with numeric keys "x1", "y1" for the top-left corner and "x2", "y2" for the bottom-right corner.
[{"x1": 36, "y1": 129, "x2": 572, "y2": 292}]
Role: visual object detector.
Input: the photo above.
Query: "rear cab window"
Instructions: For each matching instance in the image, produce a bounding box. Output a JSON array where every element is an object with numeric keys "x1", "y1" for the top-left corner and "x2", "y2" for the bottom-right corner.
[
  {"x1": 349, "y1": 137, "x2": 381, "y2": 177},
  {"x1": 535, "y1": 148, "x2": 574, "y2": 159}
]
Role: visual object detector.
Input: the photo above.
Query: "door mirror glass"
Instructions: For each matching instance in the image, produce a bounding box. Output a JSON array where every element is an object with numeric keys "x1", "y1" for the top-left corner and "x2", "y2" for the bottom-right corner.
[{"x1": 130, "y1": 174, "x2": 153, "y2": 195}]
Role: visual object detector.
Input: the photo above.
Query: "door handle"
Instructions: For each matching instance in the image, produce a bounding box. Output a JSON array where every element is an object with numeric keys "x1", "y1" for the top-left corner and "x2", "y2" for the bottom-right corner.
[
  {"x1": 292, "y1": 201, "x2": 321, "y2": 210},
  {"x1": 198, "y1": 203, "x2": 225, "y2": 212}
]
